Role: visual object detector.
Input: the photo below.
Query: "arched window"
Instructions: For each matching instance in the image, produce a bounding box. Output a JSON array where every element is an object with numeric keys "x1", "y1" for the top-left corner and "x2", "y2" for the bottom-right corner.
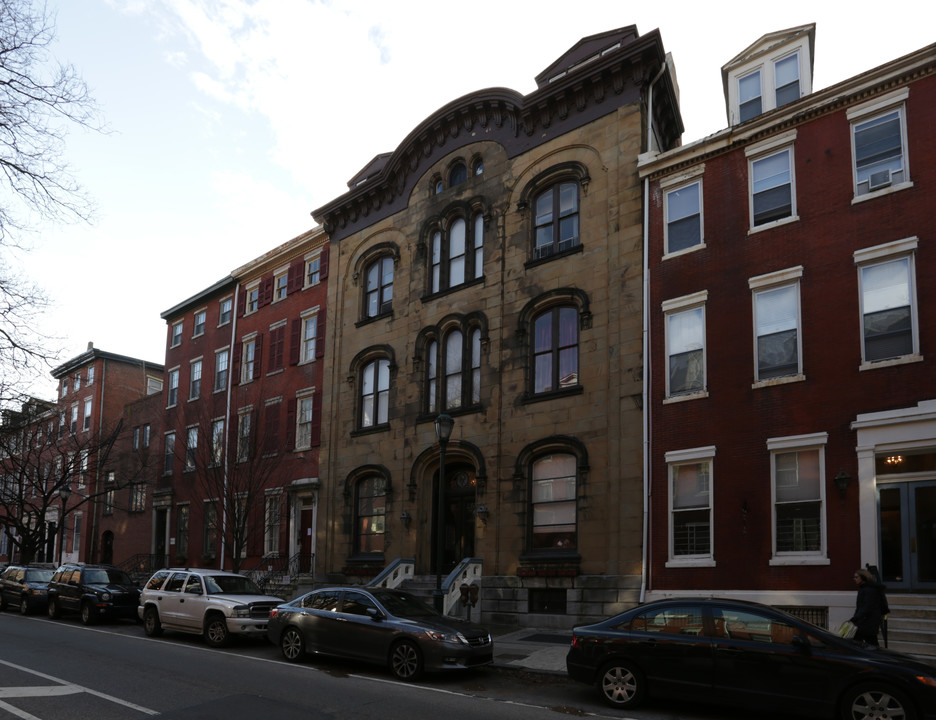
[
  {"x1": 364, "y1": 256, "x2": 394, "y2": 318},
  {"x1": 430, "y1": 213, "x2": 483, "y2": 293},
  {"x1": 449, "y1": 162, "x2": 467, "y2": 187},
  {"x1": 531, "y1": 453, "x2": 577, "y2": 550},
  {"x1": 533, "y1": 306, "x2": 579, "y2": 394},
  {"x1": 426, "y1": 325, "x2": 482, "y2": 413},
  {"x1": 355, "y1": 475, "x2": 386, "y2": 555},
  {"x1": 361, "y1": 358, "x2": 390, "y2": 428},
  {"x1": 534, "y1": 181, "x2": 579, "y2": 259}
]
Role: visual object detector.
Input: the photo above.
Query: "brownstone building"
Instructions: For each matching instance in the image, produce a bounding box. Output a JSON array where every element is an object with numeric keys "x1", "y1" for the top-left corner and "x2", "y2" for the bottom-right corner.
[
  {"x1": 639, "y1": 26, "x2": 936, "y2": 654},
  {"x1": 312, "y1": 27, "x2": 682, "y2": 627}
]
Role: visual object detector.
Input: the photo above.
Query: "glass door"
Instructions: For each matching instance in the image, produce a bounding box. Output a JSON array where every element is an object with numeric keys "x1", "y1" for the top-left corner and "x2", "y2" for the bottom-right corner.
[{"x1": 879, "y1": 481, "x2": 936, "y2": 591}]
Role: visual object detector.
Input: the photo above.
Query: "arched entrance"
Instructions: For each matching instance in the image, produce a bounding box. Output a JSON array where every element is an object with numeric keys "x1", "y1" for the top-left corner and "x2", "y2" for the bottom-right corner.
[{"x1": 432, "y1": 462, "x2": 476, "y2": 573}]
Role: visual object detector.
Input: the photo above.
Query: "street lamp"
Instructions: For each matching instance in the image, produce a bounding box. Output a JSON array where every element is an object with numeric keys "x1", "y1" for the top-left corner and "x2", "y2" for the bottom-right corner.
[
  {"x1": 433, "y1": 414, "x2": 454, "y2": 613},
  {"x1": 58, "y1": 484, "x2": 72, "y2": 565}
]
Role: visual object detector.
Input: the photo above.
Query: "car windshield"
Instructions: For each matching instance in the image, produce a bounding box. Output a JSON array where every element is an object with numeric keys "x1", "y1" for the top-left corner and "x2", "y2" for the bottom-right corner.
[
  {"x1": 371, "y1": 590, "x2": 439, "y2": 618},
  {"x1": 204, "y1": 575, "x2": 262, "y2": 595},
  {"x1": 25, "y1": 569, "x2": 53, "y2": 583},
  {"x1": 84, "y1": 569, "x2": 133, "y2": 585}
]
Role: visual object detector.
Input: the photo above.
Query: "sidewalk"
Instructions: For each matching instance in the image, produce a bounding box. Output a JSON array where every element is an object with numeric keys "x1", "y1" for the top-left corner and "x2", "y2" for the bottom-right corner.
[{"x1": 489, "y1": 626, "x2": 571, "y2": 674}]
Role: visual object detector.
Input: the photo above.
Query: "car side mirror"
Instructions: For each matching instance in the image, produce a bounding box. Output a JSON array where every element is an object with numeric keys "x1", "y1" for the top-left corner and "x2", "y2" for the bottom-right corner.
[{"x1": 367, "y1": 607, "x2": 385, "y2": 621}]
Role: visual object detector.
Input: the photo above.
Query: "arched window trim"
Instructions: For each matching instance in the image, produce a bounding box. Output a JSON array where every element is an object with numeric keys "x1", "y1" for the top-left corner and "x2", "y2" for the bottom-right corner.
[
  {"x1": 343, "y1": 464, "x2": 392, "y2": 560},
  {"x1": 348, "y1": 345, "x2": 397, "y2": 434},
  {"x1": 353, "y1": 242, "x2": 401, "y2": 325},
  {"x1": 518, "y1": 162, "x2": 590, "y2": 266},
  {"x1": 421, "y1": 200, "x2": 486, "y2": 298},
  {"x1": 415, "y1": 313, "x2": 487, "y2": 419},
  {"x1": 408, "y1": 439, "x2": 488, "y2": 500}
]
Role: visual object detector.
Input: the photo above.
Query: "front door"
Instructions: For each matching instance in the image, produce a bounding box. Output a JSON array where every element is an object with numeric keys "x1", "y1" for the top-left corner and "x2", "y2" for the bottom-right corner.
[
  {"x1": 154, "y1": 508, "x2": 168, "y2": 567},
  {"x1": 300, "y1": 505, "x2": 315, "y2": 573},
  {"x1": 879, "y1": 481, "x2": 936, "y2": 591},
  {"x1": 433, "y1": 463, "x2": 476, "y2": 573}
]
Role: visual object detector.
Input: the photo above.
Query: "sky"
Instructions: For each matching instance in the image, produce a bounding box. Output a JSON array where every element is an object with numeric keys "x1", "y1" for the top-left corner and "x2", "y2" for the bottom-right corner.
[{"x1": 11, "y1": 0, "x2": 936, "y2": 400}]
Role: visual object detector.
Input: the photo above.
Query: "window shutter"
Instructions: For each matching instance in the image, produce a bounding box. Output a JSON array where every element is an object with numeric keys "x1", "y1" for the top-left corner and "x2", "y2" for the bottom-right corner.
[
  {"x1": 263, "y1": 403, "x2": 279, "y2": 455},
  {"x1": 285, "y1": 397, "x2": 297, "y2": 450},
  {"x1": 236, "y1": 290, "x2": 246, "y2": 317},
  {"x1": 287, "y1": 259, "x2": 303, "y2": 294},
  {"x1": 259, "y1": 276, "x2": 274, "y2": 307},
  {"x1": 289, "y1": 319, "x2": 301, "y2": 365},
  {"x1": 320, "y1": 245, "x2": 329, "y2": 279},
  {"x1": 232, "y1": 341, "x2": 243, "y2": 384},
  {"x1": 315, "y1": 308, "x2": 326, "y2": 359},
  {"x1": 254, "y1": 333, "x2": 263, "y2": 380},
  {"x1": 310, "y1": 390, "x2": 323, "y2": 447}
]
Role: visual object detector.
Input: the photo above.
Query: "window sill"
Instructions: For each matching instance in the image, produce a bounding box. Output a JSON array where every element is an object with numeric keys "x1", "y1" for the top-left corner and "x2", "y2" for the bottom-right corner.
[
  {"x1": 663, "y1": 390, "x2": 708, "y2": 404},
  {"x1": 665, "y1": 558, "x2": 716, "y2": 568},
  {"x1": 351, "y1": 424, "x2": 391, "y2": 438},
  {"x1": 356, "y1": 310, "x2": 393, "y2": 329},
  {"x1": 663, "y1": 242, "x2": 706, "y2": 260},
  {"x1": 521, "y1": 386, "x2": 584, "y2": 405},
  {"x1": 748, "y1": 215, "x2": 799, "y2": 235},
  {"x1": 416, "y1": 405, "x2": 483, "y2": 425},
  {"x1": 769, "y1": 556, "x2": 830, "y2": 566},
  {"x1": 267, "y1": 368, "x2": 284, "y2": 377},
  {"x1": 752, "y1": 373, "x2": 805, "y2": 390},
  {"x1": 524, "y1": 242, "x2": 583, "y2": 270},
  {"x1": 421, "y1": 276, "x2": 485, "y2": 303},
  {"x1": 851, "y1": 181, "x2": 913, "y2": 205},
  {"x1": 859, "y1": 353, "x2": 922, "y2": 372}
]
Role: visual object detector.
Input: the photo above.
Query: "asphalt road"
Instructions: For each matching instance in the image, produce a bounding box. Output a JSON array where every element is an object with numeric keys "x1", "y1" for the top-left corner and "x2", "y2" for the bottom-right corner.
[{"x1": 0, "y1": 611, "x2": 801, "y2": 720}]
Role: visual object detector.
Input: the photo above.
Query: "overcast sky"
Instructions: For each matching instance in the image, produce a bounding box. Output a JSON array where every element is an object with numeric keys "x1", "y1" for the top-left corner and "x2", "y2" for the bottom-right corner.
[{"x1": 13, "y1": 0, "x2": 935, "y2": 399}]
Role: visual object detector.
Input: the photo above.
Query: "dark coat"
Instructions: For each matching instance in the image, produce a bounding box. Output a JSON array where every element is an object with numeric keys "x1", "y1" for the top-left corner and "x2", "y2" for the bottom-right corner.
[{"x1": 851, "y1": 580, "x2": 887, "y2": 638}]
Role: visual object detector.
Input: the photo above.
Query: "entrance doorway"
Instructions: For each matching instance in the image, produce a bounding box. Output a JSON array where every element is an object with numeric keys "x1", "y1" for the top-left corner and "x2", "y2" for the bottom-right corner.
[
  {"x1": 101, "y1": 531, "x2": 114, "y2": 565},
  {"x1": 154, "y1": 508, "x2": 168, "y2": 567},
  {"x1": 879, "y1": 481, "x2": 936, "y2": 591},
  {"x1": 432, "y1": 463, "x2": 476, "y2": 573}
]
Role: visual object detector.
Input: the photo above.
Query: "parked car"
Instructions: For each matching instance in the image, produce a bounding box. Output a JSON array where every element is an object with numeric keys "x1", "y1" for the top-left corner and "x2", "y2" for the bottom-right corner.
[
  {"x1": 138, "y1": 568, "x2": 283, "y2": 647},
  {"x1": 0, "y1": 564, "x2": 54, "y2": 615},
  {"x1": 46, "y1": 563, "x2": 140, "y2": 625},
  {"x1": 267, "y1": 586, "x2": 493, "y2": 681},
  {"x1": 566, "y1": 597, "x2": 936, "y2": 719}
]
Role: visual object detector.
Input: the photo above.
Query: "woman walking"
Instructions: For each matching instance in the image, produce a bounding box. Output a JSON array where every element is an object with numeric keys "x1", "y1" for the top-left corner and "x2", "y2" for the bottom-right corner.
[{"x1": 850, "y1": 568, "x2": 888, "y2": 648}]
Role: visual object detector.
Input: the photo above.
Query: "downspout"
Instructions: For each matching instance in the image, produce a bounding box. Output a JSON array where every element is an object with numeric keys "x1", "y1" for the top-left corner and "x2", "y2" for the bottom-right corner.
[
  {"x1": 219, "y1": 283, "x2": 240, "y2": 571},
  {"x1": 640, "y1": 58, "x2": 668, "y2": 604},
  {"x1": 89, "y1": 357, "x2": 106, "y2": 564}
]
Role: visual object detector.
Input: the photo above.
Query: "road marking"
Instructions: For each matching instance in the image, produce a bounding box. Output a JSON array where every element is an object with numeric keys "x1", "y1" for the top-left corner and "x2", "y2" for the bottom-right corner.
[{"x1": 0, "y1": 659, "x2": 158, "y2": 716}]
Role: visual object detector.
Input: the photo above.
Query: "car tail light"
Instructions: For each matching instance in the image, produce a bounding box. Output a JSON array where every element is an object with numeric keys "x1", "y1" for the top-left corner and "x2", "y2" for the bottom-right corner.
[{"x1": 570, "y1": 634, "x2": 580, "y2": 649}]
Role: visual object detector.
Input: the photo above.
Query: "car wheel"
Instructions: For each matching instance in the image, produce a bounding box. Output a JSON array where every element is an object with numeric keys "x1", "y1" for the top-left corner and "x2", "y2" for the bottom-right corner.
[
  {"x1": 389, "y1": 640, "x2": 423, "y2": 681},
  {"x1": 597, "y1": 661, "x2": 646, "y2": 709},
  {"x1": 280, "y1": 627, "x2": 305, "y2": 662},
  {"x1": 840, "y1": 683, "x2": 917, "y2": 720},
  {"x1": 143, "y1": 607, "x2": 162, "y2": 637},
  {"x1": 204, "y1": 614, "x2": 230, "y2": 647},
  {"x1": 80, "y1": 601, "x2": 96, "y2": 626},
  {"x1": 47, "y1": 597, "x2": 61, "y2": 619},
  {"x1": 19, "y1": 596, "x2": 31, "y2": 615}
]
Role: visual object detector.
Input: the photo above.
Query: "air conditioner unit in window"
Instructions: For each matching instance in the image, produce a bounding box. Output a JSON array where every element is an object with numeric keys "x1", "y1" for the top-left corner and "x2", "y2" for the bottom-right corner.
[{"x1": 868, "y1": 169, "x2": 892, "y2": 191}]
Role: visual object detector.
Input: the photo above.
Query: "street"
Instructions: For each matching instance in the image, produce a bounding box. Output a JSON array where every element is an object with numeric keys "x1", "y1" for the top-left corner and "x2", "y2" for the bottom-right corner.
[{"x1": 0, "y1": 612, "x2": 798, "y2": 720}]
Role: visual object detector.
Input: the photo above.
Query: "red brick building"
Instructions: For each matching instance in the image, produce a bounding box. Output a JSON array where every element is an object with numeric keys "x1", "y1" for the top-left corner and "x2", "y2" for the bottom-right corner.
[
  {"x1": 639, "y1": 26, "x2": 936, "y2": 628},
  {"x1": 158, "y1": 227, "x2": 328, "y2": 577}
]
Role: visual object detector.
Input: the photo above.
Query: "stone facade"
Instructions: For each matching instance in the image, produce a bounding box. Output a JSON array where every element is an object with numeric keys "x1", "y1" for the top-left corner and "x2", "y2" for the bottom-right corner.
[{"x1": 313, "y1": 27, "x2": 682, "y2": 627}]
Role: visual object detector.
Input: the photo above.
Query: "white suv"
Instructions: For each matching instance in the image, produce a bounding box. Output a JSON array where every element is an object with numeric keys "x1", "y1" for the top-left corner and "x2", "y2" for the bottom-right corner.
[{"x1": 139, "y1": 568, "x2": 283, "y2": 647}]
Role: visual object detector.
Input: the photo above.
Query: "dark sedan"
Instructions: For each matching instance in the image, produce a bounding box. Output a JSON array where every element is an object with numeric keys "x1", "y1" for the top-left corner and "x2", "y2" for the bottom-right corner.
[
  {"x1": 268, "y1": 586, "x2": 493, "y2": 681},
  {"x1": 566, "y1": 598, "x2": 936, "y2": 719}
]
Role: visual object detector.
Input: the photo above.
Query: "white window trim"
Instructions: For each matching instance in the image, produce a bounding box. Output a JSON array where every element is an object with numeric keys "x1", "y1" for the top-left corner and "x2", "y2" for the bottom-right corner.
[
  {"x1": 241, "y1": 332, "x2": 258, "y2": 384},
  {"x1": 272, "y1": 263, "x2": 289, "y2": 302},
  {"x1": 294, "y1": 388, "x2": 316, "y2": 451},
  {"x1": 214, "y1": 347, "x2": 230, "y2": 393},
  {"x1": 746, "y1": 131, "x2": 798, "y2": 233},
  {"x1": 662, "y1": 169, "x2": 705, "y2": 258},
  {"x1": 192, "y1": 307, "x2": 207, "y2": 338},
  {"x1": 166, "y1": 366, "x2": 180, "y2": 409},
  {"x1": 767, "y1": 432, "x2": 829, "y2": 565},
  {"x1": 299, "y1": 306, "x2": 320, "y2": 364},
  {"x1": 854, "y1": 237, "x2": 921, "y2": 370},
  {"x1": 848, "y1": 89, "x2": 912, "y2": 202},
  {"x1": 170, "y1": 321, "x2": 183, "y2": 348},
  {"x1": 662, "y1": 291, "x2": 708, "y2": 403},
  {"x1": 750, "y1": 266, "x2": 805, "y2": 388},
  {"x1": 244, "y1": 280, "x2": 261, "y2": 315},
  {"x1": 304, "y1": 249, "x2": 323, "y2": 289},
  {"x1": 218, "y1": 296, "x2": 233, "y2": 327},
  {"x1": 665, "y1": 446, "x2": 716, "y2": 567},
  {"x1": 726, "y1": 39, "x2": 811, "y2": 126}
]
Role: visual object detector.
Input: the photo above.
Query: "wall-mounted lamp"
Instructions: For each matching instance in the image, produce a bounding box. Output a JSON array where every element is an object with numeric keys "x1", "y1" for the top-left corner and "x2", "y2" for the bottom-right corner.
[
  {"x1": 834, "y1": 470, "x2": 851, "y2": 500},
  {"x1": 476, "y1": 505, "x2": 489, "y2": 524},
  {"x1": 400, "y1": 510, "x2": 411, "y2": 529}
]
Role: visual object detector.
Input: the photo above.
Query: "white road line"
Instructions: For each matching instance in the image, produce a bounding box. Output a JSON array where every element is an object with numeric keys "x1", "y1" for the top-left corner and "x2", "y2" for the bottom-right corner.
[
  {"x1": 0, "y1": 699, "x2": 43, "y2": 720},
  {"x1": 0, "y1": 658, "x2": 158, "y2": 716}
]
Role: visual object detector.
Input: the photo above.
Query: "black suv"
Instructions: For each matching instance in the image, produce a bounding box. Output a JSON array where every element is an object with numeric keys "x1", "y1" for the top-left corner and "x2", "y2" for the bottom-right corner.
[
  {"x1": 0, "y1": 564, "x2": 55, "y2": 615},
  {"x1": 47, "y1": 563, "x2": 140, "y2": 625}
]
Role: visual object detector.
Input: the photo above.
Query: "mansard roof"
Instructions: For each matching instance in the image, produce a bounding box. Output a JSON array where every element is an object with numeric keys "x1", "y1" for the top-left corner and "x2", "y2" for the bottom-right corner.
[{"x1": 313, "y1": 26, "x2": 681, "y2": 240}]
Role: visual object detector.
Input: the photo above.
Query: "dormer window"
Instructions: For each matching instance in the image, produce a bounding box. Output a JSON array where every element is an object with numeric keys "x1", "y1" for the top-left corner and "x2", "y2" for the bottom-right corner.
[
  {"x1": 774, "y1": 54, "x2": 800, "y2": 108},
  {"x1": 738, "y1": 71, "x2": 762, "y2": 123}
]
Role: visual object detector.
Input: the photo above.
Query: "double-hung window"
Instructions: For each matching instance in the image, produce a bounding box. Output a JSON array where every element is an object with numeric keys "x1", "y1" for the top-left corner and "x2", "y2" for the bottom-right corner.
[
  {"x1": 533, "y1": 182, "x2": 579, "y2": 259},
  {"x1": 82, "y1": 399, "x2": 92, "y2": 431},
  {"x1": 849, "y1": 89, "x2": 909, "y2": 197},
  {"x1": 242, "y1": 338, "x2": 256, "y2": 382},
  {"x1": 306, "y1": 255, "x2": 321, "y2": 286},
  {"x1": 750, "y1": 267, "x2": 803, "y2": 383},
  {"x1": 210, "y1": 419, "x2": 224, "y2": 467},
  {"x1": 274, "y1": 272, "x2": 288, "y2": 301},
  {"x1": 774, "y1": 53, "x2": 800, "y2": 108},
  {"x1": 356, "y1": 476, "x2": 386, "y2": 554},
  {"x1": 214, "y1": 349, "x2": 229, "y2": 391},
  {"x1": 219, "y1": 297, "x2": 232, "y2": 325},
  {"x1": 430, "y1": 214, "x2": 484, "y2": 293},
  {"x1": 532, "y1": 307, "x2": 579, "y2": 395},
  {"x1": 264, "y1": 493, "x2": 281, "y2": 556},
  {"x1": 365, "y1": 257, "x2": 393, "y2": 318},
  {"x1": 300, "y1": 312, "x2": 318, "y2": 363},
  {"x1": 666, "y1": 446, "x2": 715, "y2": 565},
  {"x1": 360, "y1": 358, "x2": 390, "y2": 429},
  {"x1": 189, "y1": 359, "x2": 202, "y2": 400},
  {"x1": 738, "y1": 70, "x2": 762, "y2": 122},
  {"x1": 531, "y1": 454, "x2": 577, "y2": 551},
  {"x1": 185, "y1": 426, "x2": 197, "y2": 472},
  {"x1": 167, "y1": 368, "x2": 179, "y2": 407},
  {"x1": 171, "y1": 321, "x2": 183, "y2": 347},
  {"x1": 748, "y1": 136, "x2": 796, "y2": 228},
  {"x1": 855, "y1": 237, "x2": 918, "y2": 366},
  {"x1": 663, "y1": 171, "x2": 703, "y2": 254},
  {"x1": 295, "y1": 392, "x2": 314, "y2": 449},
  {"x1": 426, "y1": 326, "x2": 482, "y2": 412},
  {"x1": 193, "y1": 309, "x2": 206, "y2": 337},
  {"x1": 163, "y1": 432, "x2": 175, "y2": 475},
  {"x1": 768, "y1": 433, "x2": 828, "y2": 564},
  {"x1": 663, "y1": 291, "x2": 707, "y2": 398}
]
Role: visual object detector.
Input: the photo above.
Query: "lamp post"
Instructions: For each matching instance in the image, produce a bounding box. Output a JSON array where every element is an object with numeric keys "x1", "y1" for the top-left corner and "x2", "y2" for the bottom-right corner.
[
  {"x1": 58, "y1": 484, "x2": 72, "y2": 565},
  {"x1": 433, "y1": 413, "x2": 454, "y2": 613}
]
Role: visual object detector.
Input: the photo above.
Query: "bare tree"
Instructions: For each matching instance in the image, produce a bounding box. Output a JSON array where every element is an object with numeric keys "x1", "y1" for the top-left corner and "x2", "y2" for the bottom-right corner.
[
  {"x1": 0, "y1": 0, "x2": 102, "y2": 408},
  {"x1": 0, "y1": 399, "x2": 145, "y2": 563}
]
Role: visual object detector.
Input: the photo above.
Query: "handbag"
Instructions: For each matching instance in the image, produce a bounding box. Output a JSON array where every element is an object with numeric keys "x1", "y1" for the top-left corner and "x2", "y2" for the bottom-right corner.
[{"x1": 838, "y1": 620, "x2": 857, "y2": 639}]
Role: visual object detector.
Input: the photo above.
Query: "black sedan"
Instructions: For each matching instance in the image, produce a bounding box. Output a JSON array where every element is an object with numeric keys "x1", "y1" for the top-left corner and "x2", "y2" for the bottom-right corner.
[
  {"x1": 268, "y1": 586, "x2": 493, "y2": 681},
  {"x1": 566, "y1": 598, "x2": 936, "y2": 720}
]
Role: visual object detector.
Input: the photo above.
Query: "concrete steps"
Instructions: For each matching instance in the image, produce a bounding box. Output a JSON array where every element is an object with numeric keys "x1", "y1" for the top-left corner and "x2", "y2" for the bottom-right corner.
[{"x1": 884, "y1": 595, "x2": 936, "y2": 662}]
